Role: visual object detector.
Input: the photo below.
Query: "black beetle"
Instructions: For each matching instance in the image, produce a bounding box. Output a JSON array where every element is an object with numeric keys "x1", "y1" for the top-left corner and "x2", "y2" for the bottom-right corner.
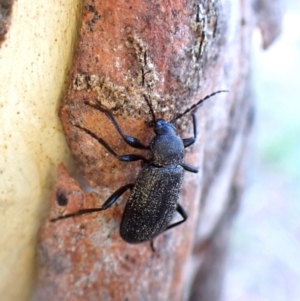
[{"x1": 59, "y1": 90, "x2": 227, "y2": 243}]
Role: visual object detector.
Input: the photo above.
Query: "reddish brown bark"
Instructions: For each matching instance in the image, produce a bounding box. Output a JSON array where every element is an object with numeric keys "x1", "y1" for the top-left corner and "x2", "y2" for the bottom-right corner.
[{"x1": 34, "y1": 0, "x2": 282, "y2": 300}]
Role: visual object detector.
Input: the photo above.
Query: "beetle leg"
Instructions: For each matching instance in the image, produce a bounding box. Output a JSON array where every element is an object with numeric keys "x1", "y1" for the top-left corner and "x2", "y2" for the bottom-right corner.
[
  {"x1": 182, "y1": 113, "x2": 197, "y2": 148},
  {"x1": 181, "y1": 163, "x2": 198, "y2": 173},
  {"x1": 100, "y1": 183, "x2": 134, "y2": 210},
  {"x1": 85, "y1": 101, "x2": 150, "y2": 149},
  {"x1": 51, "y1": 184, "x2": 134, "y2": 221},
  {"x1": 75, "y1": 124, "x2": 149, "y2": 163},
  {"x1": 165, "y1": 203, "x2": 188, "y2": 231}
]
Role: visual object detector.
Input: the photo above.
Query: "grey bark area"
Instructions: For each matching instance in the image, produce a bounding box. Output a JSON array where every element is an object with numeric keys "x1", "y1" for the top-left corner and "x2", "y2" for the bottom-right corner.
[
  {"x1": 187, "y1": 0, "x2": 283, "y2": 299},
  {"x1": 34, "y1": 0, "x2": 283, "y2": 300}
]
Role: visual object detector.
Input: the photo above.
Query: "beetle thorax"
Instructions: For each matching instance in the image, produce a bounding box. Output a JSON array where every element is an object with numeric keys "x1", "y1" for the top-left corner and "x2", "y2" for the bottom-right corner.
[{"x1": 150, "y1": 119, "x2": 184, "y2": 166}]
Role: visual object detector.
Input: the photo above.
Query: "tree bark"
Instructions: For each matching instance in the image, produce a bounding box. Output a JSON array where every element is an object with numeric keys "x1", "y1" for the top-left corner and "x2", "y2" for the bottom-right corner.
[{"x1": 31, "y1": 0, "x2": 282, "y2": 300}]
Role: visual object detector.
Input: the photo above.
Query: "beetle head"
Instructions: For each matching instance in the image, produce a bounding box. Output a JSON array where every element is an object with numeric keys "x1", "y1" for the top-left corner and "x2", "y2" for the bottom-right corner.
[{"x1": 154, "y1": 119, "x2": 176, "y2": 135}]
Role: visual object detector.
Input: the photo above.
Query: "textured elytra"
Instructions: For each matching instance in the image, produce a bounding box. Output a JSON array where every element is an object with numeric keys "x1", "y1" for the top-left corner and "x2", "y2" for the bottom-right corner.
[{"x1": 120, "y1": 165, "x2": 184, "y2": 243}]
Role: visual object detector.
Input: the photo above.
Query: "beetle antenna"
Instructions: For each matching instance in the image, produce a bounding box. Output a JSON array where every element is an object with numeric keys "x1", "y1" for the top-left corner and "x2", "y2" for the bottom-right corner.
[
  {"x1": 143, "y1": 94, "x2": 156, "y2": 124},
  {"x1": 170, "y1": 90, "x2": 229, "y2": 123}
]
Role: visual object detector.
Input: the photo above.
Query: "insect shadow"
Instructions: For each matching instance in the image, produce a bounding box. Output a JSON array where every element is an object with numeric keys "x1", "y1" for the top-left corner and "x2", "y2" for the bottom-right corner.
[{"x1": 54, "y1": 90, "x2": 228, "y2": 245}]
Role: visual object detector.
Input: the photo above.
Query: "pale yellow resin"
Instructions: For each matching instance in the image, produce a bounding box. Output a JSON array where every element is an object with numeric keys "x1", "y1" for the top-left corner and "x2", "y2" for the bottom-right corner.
[{"x1": 0, "y1": 1, "x2": 81, "y2": 300}]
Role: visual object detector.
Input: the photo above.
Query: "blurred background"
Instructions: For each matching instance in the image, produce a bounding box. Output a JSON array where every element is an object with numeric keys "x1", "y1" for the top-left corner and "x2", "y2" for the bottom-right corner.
[{"x1": 223, "y1": 1, "x2": 300, "y2": 300}]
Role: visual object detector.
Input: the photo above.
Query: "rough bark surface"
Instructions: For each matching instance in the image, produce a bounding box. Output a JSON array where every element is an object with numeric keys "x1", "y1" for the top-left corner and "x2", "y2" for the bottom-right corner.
[{"x1": 34, "y1": 0, "x2": 282, "y2": 300}]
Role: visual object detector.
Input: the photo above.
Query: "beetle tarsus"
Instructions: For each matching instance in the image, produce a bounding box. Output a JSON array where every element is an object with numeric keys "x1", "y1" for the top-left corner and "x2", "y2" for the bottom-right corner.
[
  {"x1": 84, "y1": 101, "x2": 150, "y2": 150},
  {"x1": 75, "y1": 124, "x2": 149, "y2": 163},
  {"x1": 50, "y1": 184, "x2": 134, "y2": 222}
]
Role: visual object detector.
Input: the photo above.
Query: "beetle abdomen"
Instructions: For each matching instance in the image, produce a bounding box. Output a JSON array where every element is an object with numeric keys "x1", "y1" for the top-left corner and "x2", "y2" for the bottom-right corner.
[{"x1": 120, "y1": 165, "x2": 184, "y2": 243}]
